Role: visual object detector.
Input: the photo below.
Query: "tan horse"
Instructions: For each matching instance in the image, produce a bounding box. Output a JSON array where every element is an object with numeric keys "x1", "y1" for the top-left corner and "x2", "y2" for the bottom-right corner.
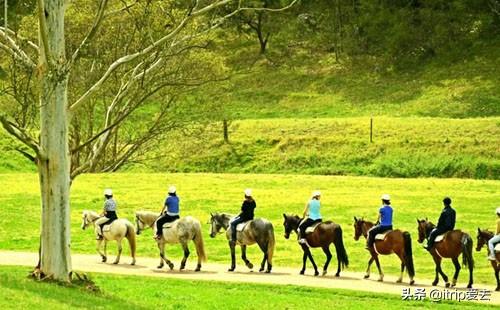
[
  {"x1": 81, "y1": 210, "x2": 136, "y2": 265},
  {"x1": 135, "y1": 211, "x2": 206, "y2": 271}
]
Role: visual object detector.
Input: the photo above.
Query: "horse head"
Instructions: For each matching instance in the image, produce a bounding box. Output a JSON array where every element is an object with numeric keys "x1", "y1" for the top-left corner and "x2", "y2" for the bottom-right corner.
[
  {"x1": 134, "y1": 211, "x2": 157, "y2": 235},
  {"x1": 282, "y1": 214, "x2": 300, "y2": 239},
  {"x1": 81, "y1": 210, "x2": 96, "y2": 230},
  {"x1": 209, "y1": 213, "x2": 228, "y2": 238},
  {"x1": 476, "y1": 228, "x2": 492, "y2": 252},
  {"x1": 416, "y1": 218, "x2": 433, "y2": 243},
  {"x1": 353, "y1": 217, "x2": 366, "y2": 241}
]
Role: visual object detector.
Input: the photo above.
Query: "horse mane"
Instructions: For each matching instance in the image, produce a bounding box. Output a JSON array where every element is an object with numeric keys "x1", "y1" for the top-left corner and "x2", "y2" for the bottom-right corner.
[
  {"x1": 135, "y1": 211, "x2": 158, "y2": 225},
  {"x1": 83, "y1": 210, "x2": 100, "y2": 219}
]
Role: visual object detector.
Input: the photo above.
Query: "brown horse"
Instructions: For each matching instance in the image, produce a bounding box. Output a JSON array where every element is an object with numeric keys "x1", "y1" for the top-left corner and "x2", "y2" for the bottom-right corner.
[
  {"x1": 283, "y1": 214, "x2": 349, "y2": 277},
  {"x1": 416, "y1": 219, "x2": 474, "y2": 288},
  {"x1": 476, "y1": 228, "x2": 500, "y2": 291},
  {"x1": 353, "y1": 217, "x2": 415, "y2": 284}
]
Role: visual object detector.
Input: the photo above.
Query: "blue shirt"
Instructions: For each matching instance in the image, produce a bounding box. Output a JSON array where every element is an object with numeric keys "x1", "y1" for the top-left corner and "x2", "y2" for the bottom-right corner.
[
  {"x1": 104, "y1": 198, "x2": 116, "y2": 212},
  {"x1": 308, "y1": 199, "x2": 321, "y2": 220},
  {"x1": 379, "y1": 205, "x2": 393, "y2": 226},
  {"x1": 164, "y1": 195, "x2": 180, "y2": 215}
]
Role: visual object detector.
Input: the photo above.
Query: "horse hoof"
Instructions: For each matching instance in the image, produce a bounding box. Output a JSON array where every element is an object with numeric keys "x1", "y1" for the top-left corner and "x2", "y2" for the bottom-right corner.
[
  {"x1": 265, "y1": 270, "x2": 271, "y2": 273},
  {"x1": 113, "y1": 261, "x2": 119, "y2": 265},
  {"x1": 322, "y1": 270, "x2": 327, "y2": 276},
  {"x1": 102, "y1": 257, "x2": 107, "y2": 263},
  {"x1": 377, "y1": 279, "x2": 383, "y2": 282},
  {"x1": 409, "y1": 280, "x2": 415, "y2": 286},
  {"x1": 495, "y1": 287, "x2": 499, "y2": 292},
  {"x1": 467, "y1": 284, "x2": 473, "y2": 289},
  {"x1": 314, "y1": 271, "x2": 319, "y2": 276},
  {"x1": 396, "y1": 279, "x2": 402, "y2": 283},
  {"x1": 247, "y1": 263, "x2": 254, "y2": 269},
  {"x1": 130, "y1": 261, "x2": 136, "y2": 266},
  {"x1": 300, "y1": 270, "x2": 305, "y2": 275},
  {"x1": 363, "y1": 274, "x2": 369, "y2": 279},
  {"x1": 335, "y1": 273, "x2": 340, "y2": 277},
  {"x1": 195, "y1": 267, "x2": 201, "y2": 272},
  {"x1": 228, "y1": 268, "x2": 235, "y2": 272},
  {"x1": 259, "y1": 267, "x2": 264, "y2": 272},
  {"x1": 168, "y1": 263, "x2": 174, "y2": 270},
  {"x1": 180, "y1": 265, "x2": 186, "y2": 270},
  {"x1": 432, "y1": 281, "x2": 438, "y2": 286},
  {"x1": 157, "y1": 265, "x2": 163, "y2": 269}
]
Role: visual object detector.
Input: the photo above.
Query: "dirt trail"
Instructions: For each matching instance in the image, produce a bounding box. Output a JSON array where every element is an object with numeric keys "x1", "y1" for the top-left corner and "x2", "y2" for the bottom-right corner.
[{"x1": 0, "y1": 250, "x2": 498, "y2": 305}]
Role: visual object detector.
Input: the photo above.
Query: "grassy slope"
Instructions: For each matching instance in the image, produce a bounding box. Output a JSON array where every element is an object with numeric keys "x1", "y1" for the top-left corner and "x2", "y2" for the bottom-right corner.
[
  {"x1": 0, "y1": 266, "x2": 492, "y2": 309},
  {"x1": 149, "y1": 117, "x2": 500, "y2": 179},
  {"x1": 0, "y1": 173, "x2": 498, "y2": 285}
]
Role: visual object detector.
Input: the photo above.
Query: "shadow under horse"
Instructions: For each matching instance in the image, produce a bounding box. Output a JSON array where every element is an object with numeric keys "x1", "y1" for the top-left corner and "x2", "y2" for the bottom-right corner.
[
  {"x1": 417, "y1": 219, "x2": 474, "y2": 288},
  {"x1": 283, "y1": 214, "x2": 349, "y2": 277},
  {"x1": 476, "y1": 228, "x2": 500, "y2": 291},
  {"x1": 353, "y1": 217, "x2": 415, "y2": 284},
  {"x1": 210, "y1": 213, "x2": 275, "y2": 273}
]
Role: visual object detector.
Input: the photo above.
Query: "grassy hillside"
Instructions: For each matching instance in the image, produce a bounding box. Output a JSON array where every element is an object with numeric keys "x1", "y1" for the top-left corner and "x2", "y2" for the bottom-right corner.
[
  {"x1": 142, "y1": 117, "x2": 500, "y2": 179},
  {"x1": 0, "y1": 266, "x2": 491, "y2": 309},
  {"x1": 0, "y1": 173, "x2": 498, "y2": 285}
]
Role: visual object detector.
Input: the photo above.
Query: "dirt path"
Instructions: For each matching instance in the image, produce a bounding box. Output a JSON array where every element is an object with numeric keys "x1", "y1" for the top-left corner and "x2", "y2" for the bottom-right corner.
[{"x1": 0, "y1": 250, "x2": 498, "y2": 305}]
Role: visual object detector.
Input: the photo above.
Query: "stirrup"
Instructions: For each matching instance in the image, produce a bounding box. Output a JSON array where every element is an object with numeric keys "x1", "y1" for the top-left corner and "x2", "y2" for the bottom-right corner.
[{"x1": 298, "y1": 239, "x2": 307, "y2": 244}]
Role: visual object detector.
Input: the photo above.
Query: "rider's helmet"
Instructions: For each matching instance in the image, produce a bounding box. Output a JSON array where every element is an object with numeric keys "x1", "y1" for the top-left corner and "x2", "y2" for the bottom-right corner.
[
  {"x1": 168, "y1": 186, "x2": 176, "y2": 194},
  {"x1": 381, "y1": 194, "x2": 390, "y2": 201},
  {"x1": 244, "y1": 188, "x2": 252, "y2": 197},
  {"x1": 443, "y1": 197, "x2": 452, "y2": 206},
  {"x1": 104, "y1": 189, "x2": 113, "y2": 197}
]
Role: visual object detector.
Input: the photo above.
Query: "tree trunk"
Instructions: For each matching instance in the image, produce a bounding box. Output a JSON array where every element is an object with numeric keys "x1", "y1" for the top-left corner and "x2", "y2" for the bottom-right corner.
[
  {"x1": 37, "y1": 0, "x2": 72, "y2": 282},
  {"x1": 223, "y1": 119, "x2": 229, "y2": 143}
]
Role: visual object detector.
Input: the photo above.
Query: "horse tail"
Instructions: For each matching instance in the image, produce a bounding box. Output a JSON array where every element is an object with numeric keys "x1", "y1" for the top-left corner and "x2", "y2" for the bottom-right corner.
[
  {"x1": 333, "y1": 226, "x2": 349, "y2": 269},
  {"x1": 125, "y1": 222, "x2": 137, "y2": 259},
  {"x1": 266, "y1": 223, "x2": 275, "y2": 265},
  {"x1": 403, "y1": 231, "x2": 415, "y2": 278},
  {"x1": 193, "y1": 220, "x2": 207, "y2": 262},
  {"x1": 461, "y1": 233, "x2": 474, "y2": 268}
]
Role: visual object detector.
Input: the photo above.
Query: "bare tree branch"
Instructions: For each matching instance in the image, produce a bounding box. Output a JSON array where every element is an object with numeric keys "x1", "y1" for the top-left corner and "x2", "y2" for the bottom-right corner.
[
  {"x1": 69, "y1": 0, "x2": 110, "y2": 68},
  {"x1": 0, "y1": 115, "x2": 41, "y2": 157},
  {"x1": 0, "y1": 26, "x2": 39, "y2": 51},
  {"x1": 0, "y1": 30, "x2": 36, "y2": 68},
  {"x1": 36, "y1": 0, "x2": 52, "y2": 67},
  {"x1": 69, "y1": 0, "x2": 298, "y2": 113}
]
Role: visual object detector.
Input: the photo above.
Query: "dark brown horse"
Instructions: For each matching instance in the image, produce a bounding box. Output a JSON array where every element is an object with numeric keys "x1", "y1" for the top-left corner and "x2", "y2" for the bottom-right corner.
[
  {"x1": 353, "y1": 217, "x2": 415, "y2": 284},
  {"x1": 283, "y1": 214, "x2": 349, "y2": 276},
  {"x1": 476, "y1": 228, "x2": 500, "y2": 291},
  {"x1": 417, "y1": 219, "x2": 474, "y2": 288}
]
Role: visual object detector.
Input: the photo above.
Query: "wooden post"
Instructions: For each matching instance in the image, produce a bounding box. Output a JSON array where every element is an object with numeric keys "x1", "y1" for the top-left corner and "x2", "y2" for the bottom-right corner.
[
  {"x1": 370, "y1": 116, "x2": 373, "y2": 143},
  {"x1": 223, "y1": 119, "x2": 229, "y2": 143}
]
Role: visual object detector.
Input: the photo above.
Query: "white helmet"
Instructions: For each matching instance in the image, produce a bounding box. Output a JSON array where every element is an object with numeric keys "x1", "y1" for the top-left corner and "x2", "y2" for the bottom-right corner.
[
  {"x1": 496, "y1": 207, "x2": 500, "y2": 215},
  {"x1": 381, "y1": 194, "x2": 391, "y2": 201},
  {"x1": 244, "y1": 188, "x2": 252, "y2": 197},
  {"x1": 168, "y1": 186, "x2": 176, "y2": 194},
  {"x1": 104, "y1": 189, "x2": 113, "y2": 196},
  {"x1": 312, "y1": 190, "x2": 321, "y2": 198}
]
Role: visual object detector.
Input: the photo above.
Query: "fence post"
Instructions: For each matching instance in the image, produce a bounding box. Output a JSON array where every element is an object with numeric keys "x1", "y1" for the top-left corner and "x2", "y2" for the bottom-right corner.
[{"x1": 370, "y1": 116, "x2": 373, "y2": 143}]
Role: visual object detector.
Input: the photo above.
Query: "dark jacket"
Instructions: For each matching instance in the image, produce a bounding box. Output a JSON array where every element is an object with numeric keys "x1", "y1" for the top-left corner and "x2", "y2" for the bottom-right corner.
[
  {"x1": 437, "y1": 206, "x2": 456, "y2": 231},
  {"x1": 239, "y1": 199, "x2": 256, "y2": 220}
]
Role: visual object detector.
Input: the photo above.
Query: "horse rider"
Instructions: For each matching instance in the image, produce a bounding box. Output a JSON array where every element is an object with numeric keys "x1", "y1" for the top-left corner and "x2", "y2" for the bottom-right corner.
[
  {"x1": 487, "y1": 207, "x2": 500, "y2": 260},
  {"x1": 95, "y1": 189, "x2": 118, "y2": 240},
  {"x1": 154, "y1": 186, "x2": 180, "y2": 240},
  {"x1": 366, "y1": 194, "x2": 393, "y2": 249},
  {"x1": 298, "y1": 190, "x2": 322, "y2": 244},
  {"x1": 424, "y1": 197, "x2": 456, "y2": 251},
  {"x1": 229, "y1": 189, "x2": 256, "y2": 244}
]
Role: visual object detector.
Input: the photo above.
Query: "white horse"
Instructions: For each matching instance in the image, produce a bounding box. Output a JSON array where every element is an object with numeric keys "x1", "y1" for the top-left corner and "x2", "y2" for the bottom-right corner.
[
  {"x1": 135, "y1": 211, "x2": 206, "y2": 271},
  {"x1": 81, "y1": 210, "x2": 136, "y2": 265}
]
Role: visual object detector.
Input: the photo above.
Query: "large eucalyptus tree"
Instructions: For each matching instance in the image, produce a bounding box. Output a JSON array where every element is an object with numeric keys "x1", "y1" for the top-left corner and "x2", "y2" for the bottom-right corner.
[{"x1": 0, "y1": 0, "x2": 297, "y2": 282}]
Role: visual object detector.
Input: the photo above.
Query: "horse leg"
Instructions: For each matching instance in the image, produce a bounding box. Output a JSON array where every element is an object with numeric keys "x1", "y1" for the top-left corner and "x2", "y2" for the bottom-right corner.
[
  {"x1": 241, "y1": 245, "x2": 254, "y2": 270},
  {"x1": 432, "y1": 255, "x2": 449, "y2": 287},
  {"x1": 180, "y1": 242, "x2": 190, "y2": 271},
  {"x1": 304, "y1": 245, "x2": 319, "y2": 276},
  {"x1": 300, "y1": 245, "x2": 307, "y2": 275},
  {"x1": 373, "y1": 254, "x2": 384, "y2": 282},
  {"x1": 157, "y1": 241, "x2": 164, "y2": 269},
  {"x1": 96, "y1": 239, "x2": 106, "y2": 262},
  {"x1": 228, "y1": 241, "x2": 236, "y2": 272},
  {"x1": 321, "y1": 245, "x2": 332, "y2": 276},
  {"x1": 364, "y1": 257, "x2": 374, "y2": 279},
  {"x1": 113, "y1": 239, "x2": 122, "y2": 264},
  {"x1": 256, "y1": 241, "x2": 268, "y2": 272},
  {"x1": 451, "y1": 257, "x2": 461, "y2": 287},
  {"x1": 395, "y1": 250, "x2": 405, "y2": 283},
  {"x1": 158, "y1": 242, "x2": 174, "y2": 270},
  {"x1": 494, "y1": 262, "x2": 500, "y2": 291}
]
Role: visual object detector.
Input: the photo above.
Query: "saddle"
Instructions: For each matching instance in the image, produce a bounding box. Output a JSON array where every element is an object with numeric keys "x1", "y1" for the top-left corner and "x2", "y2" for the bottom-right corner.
[
  {"x1": 305, "y1": 222, "x2": 322, "y2": 234},
  {"x1": 236, "y1": 221, "x2": 251, "y2": 232},
  {"x1": 375, "y1": 230, "x2": 392, "y2": 241},
  {"x1": 162, "y1": 219, "x2": 179, "y2": 230},
  {"x1": 495, "y1": 243, "x2": 500, "y2": 253},
  {"x1": 434, "y1": 232, "x2": 449, "y2": 243}
]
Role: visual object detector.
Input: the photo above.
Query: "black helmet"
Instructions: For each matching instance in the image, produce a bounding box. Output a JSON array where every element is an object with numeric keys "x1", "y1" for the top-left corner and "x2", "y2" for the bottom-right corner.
[{"x1": 443, "y1": 197, "x2": 452, "y2": 205}]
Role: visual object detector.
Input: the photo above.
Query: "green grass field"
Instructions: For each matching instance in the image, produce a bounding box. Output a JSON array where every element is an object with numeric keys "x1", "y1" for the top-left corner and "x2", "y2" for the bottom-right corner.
[
  {"x1": 146, "y1": 117, "x2": 500, "y2": 179},
  {"x1": 0, "y1": 173, "x2": 498, "y2": 286},
  {"x1": 0, "y1": 266, "x2": 495, "y2": 309}
]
